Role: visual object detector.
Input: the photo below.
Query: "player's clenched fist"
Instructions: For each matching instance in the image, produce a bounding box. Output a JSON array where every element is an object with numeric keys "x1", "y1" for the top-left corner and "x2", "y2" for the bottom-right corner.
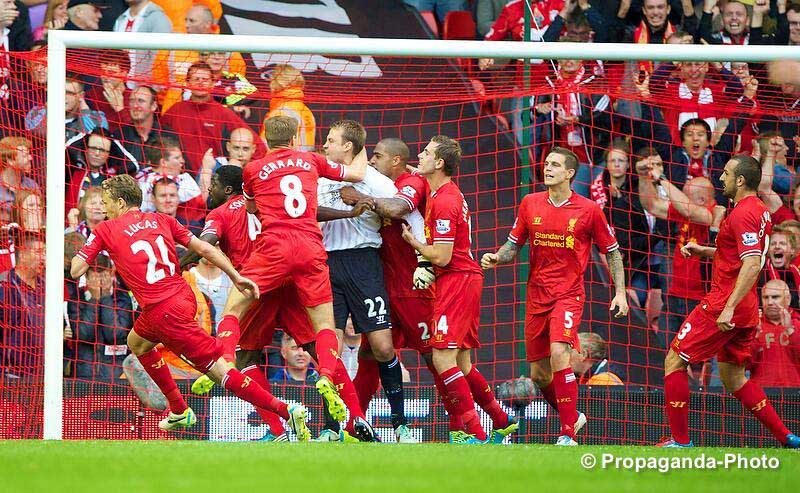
[
  {"x1": 680, "y1": 241, "x2": 702, "y2": 258},
  {"x1": 481, "y1": 252, "x2": 499, "y2": 270}
]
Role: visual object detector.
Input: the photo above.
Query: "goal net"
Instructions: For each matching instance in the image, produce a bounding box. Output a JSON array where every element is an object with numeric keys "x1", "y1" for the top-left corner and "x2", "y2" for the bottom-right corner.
[{"x1": 0, "y1": 30, "x2": 797, "y2": 445}]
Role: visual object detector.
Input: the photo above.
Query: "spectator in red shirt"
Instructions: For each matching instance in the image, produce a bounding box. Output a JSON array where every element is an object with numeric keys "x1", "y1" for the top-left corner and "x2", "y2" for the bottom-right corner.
[
  {"x1": 637, "y1": 153, "x2": 725, "y2": 345},
  {"x1": 751, "y1": 279, "x2": 800, "y2": 388},
  {"x1": 161, "y1": 62, "x2": 263, "y2": 175}
]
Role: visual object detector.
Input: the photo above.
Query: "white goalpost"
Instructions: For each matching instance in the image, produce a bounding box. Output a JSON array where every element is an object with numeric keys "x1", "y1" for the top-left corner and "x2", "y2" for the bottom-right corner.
[{"x1": 44, "y1": 29, "x2": 800, "y2": 439}]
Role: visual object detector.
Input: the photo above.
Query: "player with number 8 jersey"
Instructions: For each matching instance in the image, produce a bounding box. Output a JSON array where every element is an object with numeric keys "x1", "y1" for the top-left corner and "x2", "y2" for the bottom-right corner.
[{"x1": 219, "y1": 115, "x2": 368, "y2": 424}]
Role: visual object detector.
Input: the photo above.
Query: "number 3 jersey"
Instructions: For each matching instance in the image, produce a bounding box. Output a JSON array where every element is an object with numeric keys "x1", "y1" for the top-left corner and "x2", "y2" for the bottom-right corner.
[
  {"x1": 77, "y1": 210, "x2": 194, "y2": 309},
  {"x1": 703, "y1": 195, "x2": 772, "y2": 327},
  {"x1": 242, "y1": 148, "x2": 346, "y2": 239}
]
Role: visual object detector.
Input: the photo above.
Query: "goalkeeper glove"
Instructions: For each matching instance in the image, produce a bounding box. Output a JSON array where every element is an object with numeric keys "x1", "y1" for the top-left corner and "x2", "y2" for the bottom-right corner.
[{"x1": 413, "y1": 254, "x2": 435, "y2": 290}]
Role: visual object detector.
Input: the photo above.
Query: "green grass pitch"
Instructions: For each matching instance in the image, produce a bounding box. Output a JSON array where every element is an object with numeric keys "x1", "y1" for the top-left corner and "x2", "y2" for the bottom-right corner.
[{"x1": 0, "y1": 441, "x2": 796, "y2": 493}]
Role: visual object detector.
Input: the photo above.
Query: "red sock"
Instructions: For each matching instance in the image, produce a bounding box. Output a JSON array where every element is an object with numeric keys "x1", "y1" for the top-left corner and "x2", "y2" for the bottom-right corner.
[
  {"x1": 217, "y1": 315, "x2": 241, "y2": 362},
  {"x1": 332, "y1": 359, "x2": 366, "y2": 434},
  {"x1": 552, "y1": 368, "x2": 579, "y2": 438},
  {"x1": 241, "y1": 365, "x2": 286, "y2": 435},
  {"x1": 664, "y1": 369, "x2": 691, "y2": 444},
  {"x1": 465, "y1": 366, "x2": 509, "y2": 429},
  {"x1": 353, "y1": 357, "x2": 380, "y2": 413},
  {"x1": 428, "y1": 362, "x2": 463, "y2": 431},
  {"x1": 314, "y1": 329, "x2": 339, "y2": 379},
  {"x1": 539, "y1": 381, "x2": 558, "y2": 410},
  {"x1": 222, "y1": 368, "x2": 289, "y2": 420},
  {"x1": 441, "y1": 367, "x2": 486, "y2": 440},
  {"x1": 733, "y1": 380, "x2": 791, "y2": 444},
  {"x1": 137, "y1": 349, "x2": 187, "y2": 414}
]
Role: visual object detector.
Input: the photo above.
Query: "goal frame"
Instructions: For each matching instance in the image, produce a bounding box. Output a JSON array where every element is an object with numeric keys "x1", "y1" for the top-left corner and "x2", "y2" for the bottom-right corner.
[{"x1": 45, "y1": 29, "x2": 800, "y2": 439}]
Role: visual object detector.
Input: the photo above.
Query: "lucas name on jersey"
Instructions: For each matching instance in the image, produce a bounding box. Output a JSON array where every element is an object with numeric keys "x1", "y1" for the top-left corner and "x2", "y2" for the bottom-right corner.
[{"x1": 123, "y1": 219, "x2": 159, "y2": 238}]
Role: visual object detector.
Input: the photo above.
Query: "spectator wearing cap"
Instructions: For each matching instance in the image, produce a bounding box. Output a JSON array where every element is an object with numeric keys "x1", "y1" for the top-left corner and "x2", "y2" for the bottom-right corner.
[
  {"x1": 71, "y1": 254, "x2": 133, "y2": 382},
  {"x1": 751, "y1": 279, "x2": 800, "y2": 388},
  {"x1": 160, "y1": 62, "x2": 263, "y2": 175},
  {"x1": 65, "y1": 0, "x2": 101, "y2": 31},
  {"x1": 138, "y1": 138, "x2": 205, "y2": 225},
  {"x1": 113, "y1": 0, "x2": 171, "y2": 84}
]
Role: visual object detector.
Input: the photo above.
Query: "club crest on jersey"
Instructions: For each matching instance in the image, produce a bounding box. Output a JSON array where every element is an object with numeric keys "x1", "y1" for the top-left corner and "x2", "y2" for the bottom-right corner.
[
  {"x1": 567, "y1": 218, "x2": 577, "y2": 233},
  {"x1": 436, "y1": 219, "x2": 451, "y2": 234},
  {"x1": 401, "y1": 185, "x2": 416, "y2": 198},
  {"x1": 741, "y1": 232, "x2": 758, "y2": 246}
]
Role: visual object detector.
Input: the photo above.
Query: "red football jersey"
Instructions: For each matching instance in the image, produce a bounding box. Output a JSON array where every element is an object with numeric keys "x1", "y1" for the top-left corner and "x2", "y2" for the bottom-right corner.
[
  {"x1": 508, "y1": 191, "x2": 618, "y2": 312},
  {"x1": 702, "y1": 195, "x2": 771, "y2": 327},
  {"x1": 201, "y1": 194, "x2": 258, "y2": 270},
  {"x1": 380, "y1": 172, "x2": 432, "y2": 299},
  {"x1": 751, "y1": 317, "x2": 800, "y2": 387},
  {"x1": 77, "y1": 210, "x2": 194, "y2": 309},
  {"x1": 424, "y1": 181, "x2": 482, "y2": 276},
  {"x1": 242, "y1": 148, "x2": 346, "y2": 237},
  {"x1": 667, "y1": 203, "x2": 711, "y2": 301}
]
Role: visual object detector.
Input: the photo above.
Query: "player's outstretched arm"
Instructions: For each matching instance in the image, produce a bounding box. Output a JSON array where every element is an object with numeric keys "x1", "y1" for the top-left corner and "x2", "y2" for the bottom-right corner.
[
  {"x1": 339, "y1": 186, "x2": 411, "y2": 219},
  {"x1": 605, "y1": 249, "x2": 629, "y2": 318},
  {"x1": 342, "y1": 148, "x2": 368, "y2": 182},
  {"x1": 70, "y1": 256, "x2": 90, "y2": 280},
  {"x1": 717, "y1": 255, "x2": 762, "y2": 331},
  {"x1": 179, "y1": 232, "x2": 219, "y2": 269},
  {"x1": 400, "y1": 223, "x2": 453, "y2": 267},
  {"x1": 188, "y1": 237, "x2": 259, "y2": 299},
  {"x1": 481, "y1": 241, "x2": 520, "y2": 269}
]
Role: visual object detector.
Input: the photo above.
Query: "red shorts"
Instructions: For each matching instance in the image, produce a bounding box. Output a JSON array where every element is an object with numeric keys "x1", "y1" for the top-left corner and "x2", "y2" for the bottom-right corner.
[
  {"x1": 671, "y1": 305, "x2": 756, "y2": 366},
  {"x1": 133, "y1": 286, "x2": 222, "y2": 372},
  {"x1": 239, "y1": 229, "x2": 332, "y2": 307},
  {"x1": 431, "y1": 272, "x2": 481, "y2": 350},
  {"x1": 525, "y1": 297, "x2": 584, "y2": 362},
  {"x1": 238, "y1": 285, "x2": 316, "y2": 351},
  {"x1": 389, "y1": 295, "x2": 434, "y2": 354}
]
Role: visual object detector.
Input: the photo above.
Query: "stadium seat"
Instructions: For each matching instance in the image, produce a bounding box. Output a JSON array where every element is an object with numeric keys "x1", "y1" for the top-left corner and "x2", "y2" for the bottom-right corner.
[{"x1": 419, "y1": 11, "x2": 439, "y2": 38}]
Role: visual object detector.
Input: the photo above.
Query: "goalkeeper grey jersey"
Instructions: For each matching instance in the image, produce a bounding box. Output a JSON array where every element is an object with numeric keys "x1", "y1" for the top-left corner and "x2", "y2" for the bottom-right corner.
[{"x1": 318, "y1": 165, "x2": 397, "y2": 251}]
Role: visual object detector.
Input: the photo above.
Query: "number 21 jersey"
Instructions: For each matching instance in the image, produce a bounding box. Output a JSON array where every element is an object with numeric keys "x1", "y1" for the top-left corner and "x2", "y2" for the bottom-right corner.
[{"x1": 77, "y1": 210, "x2": 193, "y2": 309}]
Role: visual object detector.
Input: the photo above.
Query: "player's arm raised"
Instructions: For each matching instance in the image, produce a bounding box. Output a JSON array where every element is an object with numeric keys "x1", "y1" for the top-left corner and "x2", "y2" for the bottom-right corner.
[
  {"x1": 717, "y1": 255, "x2": 762, "y2": 331},
  {"x1": 401, "y1": 223, "x2": 453, "y2": 267},
  {"x1": 187, "y1": 237, "x2": 259, "y2": 299},
  {"x1": 70, "y1": 256, "x2": 90, "y2": 280},
  {"x1": 481, "y1": 241, "x2": 521, "y2": 270}
]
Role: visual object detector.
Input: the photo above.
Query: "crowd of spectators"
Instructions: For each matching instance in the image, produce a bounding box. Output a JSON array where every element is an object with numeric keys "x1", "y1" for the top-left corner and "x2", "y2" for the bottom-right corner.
[{"x1": 0, "y1": 0, "x2": 797, "y2": 391}]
